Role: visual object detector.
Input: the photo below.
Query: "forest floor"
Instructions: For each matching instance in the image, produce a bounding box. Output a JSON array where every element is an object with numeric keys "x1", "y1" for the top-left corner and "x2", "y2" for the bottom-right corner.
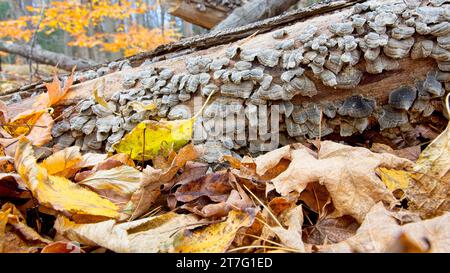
[{"x1": 0, "y1": 68, "x2": 449, "y2": 253}]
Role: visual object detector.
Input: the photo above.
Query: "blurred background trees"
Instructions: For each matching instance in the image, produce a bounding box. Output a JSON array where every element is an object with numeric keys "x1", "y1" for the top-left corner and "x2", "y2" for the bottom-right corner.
[{"x1": 0, "y1": 0, "x2": 318, "y2": 90}]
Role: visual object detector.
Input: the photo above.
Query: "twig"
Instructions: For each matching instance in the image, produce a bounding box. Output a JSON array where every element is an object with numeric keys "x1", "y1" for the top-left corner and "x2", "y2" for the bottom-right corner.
[{"x1": 28, "y1": 1, "x2": 46, "y2": 83}]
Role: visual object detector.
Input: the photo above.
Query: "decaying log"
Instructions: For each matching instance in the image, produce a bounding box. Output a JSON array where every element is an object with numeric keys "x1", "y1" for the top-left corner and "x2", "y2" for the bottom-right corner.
[
  {"x1": 0, "y1": 41, "x2": 98, "y2": 71},
  {"x1": 3, "y1": 0, "x2": 449, "y2": 162},
  {"x1": 213, "y1": 0, "x2": 299, "y2": 31},
  {"x1": 169, "y1": 0, "x2": 233, "y2": 29}
]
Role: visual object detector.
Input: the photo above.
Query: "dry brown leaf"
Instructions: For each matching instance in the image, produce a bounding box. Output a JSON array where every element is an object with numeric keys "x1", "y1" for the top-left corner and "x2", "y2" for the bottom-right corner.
[
  {"x1": 78, "y1": 165, "x2": 142, "y2": 210},
  {"x1": 255, "y1": 145, "x2": 292, "y2": 176},
  {"x1": 128, "y1": 144, "x2": 203, "y2": 220},
  {"x1": 41, "y1": 241, "x2": 83, "y2": 253},
  {"x1": 0, "y1": 203, "x2": 51, "y2": 253},
  {"x1": 371, "y1": 143, "x2": 422, "y2": 162},
  {"x1": 0, "y1": 111, "x2": 54, "y2": 157},
  {"x1": 304, "y1": 215, "x2": 359, "y2": 245},
  {"x1": 407, "y1": 97, "x2": 450, "y2": 218},
  {"x1": 175, "y1": 171, "x2": 234, "y2": 203},
  {"x1": 54, "y1": 212, "x2": 202, "y2": 253},
  {"x1": 271, "y1": 205, "x2": 305, "y2": 252},
  {"x1": 318, "y1": 202, "x2": 450, "y2": 253},
  {"x1": 0, "y1": 173, "x2": 28, "y2": 199},
  {"x1": 272, "y1": 141, "x2": 413, "y2": 223}
]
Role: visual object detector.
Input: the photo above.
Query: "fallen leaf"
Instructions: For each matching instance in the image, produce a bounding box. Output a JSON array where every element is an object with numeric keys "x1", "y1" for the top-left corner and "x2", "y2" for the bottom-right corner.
[
  {"x1": 14, "y1": 137, "x2": 119, "y2": 222},
  {"x1": 78, "y1": 165, "x2": 142, "y2": 207},
  {"x1": 271, "y1": 141, "x2": 413, "y2": 223},
  {"x1": 271, "y1": 205, "x2": 305, "y2": 252},
  {"x1": 173, "y1": 209, "x2": 256, "y2": 253},
  {"x1": 371, "y1": 143, "x2": 421, "y2": 162},
  {"x1": 74, "y1": 153, "x2": 135, "y2": 182},
  {"x1": 407, "y1": 94, "x2": 450, "y2": 218},
  {"x1": 127, "y1": 144, "x2": 203, "y2": 220},
  {"x1": 175, "y1": 171, "x2": 234, "y2": 203},
  {"x1": 1, "y1": 203, "x2": 51, "y2": 253},
  {"x1": 54, "y1": 212, "x2": 202, "y2": 253},
  {"x1": 76, "y1": 153, "x2": 108, "y2": 169},
  {"x1": 377, "y1": 167, "x2": 411, "y2": 192},
  {"x1": 255, "y1": 145, "x2": 292, "y2": 176},
  {"x1": 0, "y1": 155, "x2": 15, "y2": 173},
  {"x1": 41, "y1": 241, "x2": 83, "y2": 253},
  {"x1": 318, "y1": 202, "x2": 450, "y2": 253},
  {"x1": 39, "y1": 146, "x2": 82, "y2": 178},
  {"x1": 304, "y1": 215, "x2": 359, "y2": 245},
  {"x1": 93, "y1": 86, "x2": 111, "y2": 110},
  {"x1": 0, "y1": 173, "x2": 27, "y2": 199},
  {"x1": 34, "y1": 66, "x2": 75, "y2": 108},
  {"x1": 113, "y1": 119, "x2": 194, "y2": 161},
  {"x1": 0, "y1": 208, "x2": 8, "y2": 252},
  {"x1": 113, "y1": 91, "x2": 215, "y2": 161}
]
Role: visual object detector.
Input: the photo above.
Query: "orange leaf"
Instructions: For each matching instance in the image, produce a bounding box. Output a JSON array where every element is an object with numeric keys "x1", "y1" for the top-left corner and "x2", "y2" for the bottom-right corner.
[{"x1": 34, "y1": 66, "x2": 76, "y2": 109}]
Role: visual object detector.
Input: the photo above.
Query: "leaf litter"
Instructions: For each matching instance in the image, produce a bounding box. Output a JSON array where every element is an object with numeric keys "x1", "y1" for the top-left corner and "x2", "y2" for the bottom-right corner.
[{"x1": 0, "y1": 71, "x2": 448, "y2": 253}]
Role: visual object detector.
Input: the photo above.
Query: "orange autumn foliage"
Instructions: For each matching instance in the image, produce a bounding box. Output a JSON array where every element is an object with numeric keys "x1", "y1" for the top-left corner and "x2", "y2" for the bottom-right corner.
[{"x1": 0, "y1": 0, "x2": 180, "y2": 56}]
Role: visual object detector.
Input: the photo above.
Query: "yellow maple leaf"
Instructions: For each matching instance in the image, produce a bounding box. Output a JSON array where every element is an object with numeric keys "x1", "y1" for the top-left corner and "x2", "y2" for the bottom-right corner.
[
  {"x1": 14, "y1": 137, "x2": 119, "y2": 222},
  {"x1": 112, "y1": 91, "x2": 215, "y2": 161}
]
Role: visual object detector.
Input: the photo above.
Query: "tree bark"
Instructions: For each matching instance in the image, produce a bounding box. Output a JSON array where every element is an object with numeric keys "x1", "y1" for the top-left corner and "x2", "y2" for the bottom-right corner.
[
  {"x1": 0, "y1": 41, "x2": 98, "y2": 71},
  {"x1": 212, "y1": 0, "x2": 299, "y2": 31}
]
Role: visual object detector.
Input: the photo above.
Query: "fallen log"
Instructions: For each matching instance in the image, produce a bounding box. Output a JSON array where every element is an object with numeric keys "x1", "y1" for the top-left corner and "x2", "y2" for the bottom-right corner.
[
  {"x1": 169, "y1": 0, "x2": 234, "y2": 29},
  {"x1": 212, "y1": 0, "x2": 299, "y2": 31},
  {"x1": 0, "y1": 41, "x2": 98, "y2": 71},
  {"x1": 2, "y1": 0, "x2": 449, "y2": 162}
]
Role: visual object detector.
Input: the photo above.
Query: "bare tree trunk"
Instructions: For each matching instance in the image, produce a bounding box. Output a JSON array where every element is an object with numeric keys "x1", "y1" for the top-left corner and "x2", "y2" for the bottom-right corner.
[
  {"x1": 213, "y1": 0, "x2": 299, "y2": 31},
  {"x1": 0, "y1": 41, "x2": 98, "y2": 71}
]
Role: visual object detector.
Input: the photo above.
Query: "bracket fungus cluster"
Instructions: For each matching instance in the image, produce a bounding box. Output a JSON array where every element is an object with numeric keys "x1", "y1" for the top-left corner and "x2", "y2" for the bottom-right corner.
[{"x1": 10, "y1": 0, "x2": 448, "y2": 162}]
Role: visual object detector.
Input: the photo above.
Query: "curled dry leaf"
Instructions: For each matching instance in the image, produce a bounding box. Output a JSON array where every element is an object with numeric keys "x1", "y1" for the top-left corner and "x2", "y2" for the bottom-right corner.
[
  {"x1": 304, "y1": 215, "x2": 359, "y2": 246},
  {"x1": 14, "y1": 137, "x2": 119, "y2": 222},
  {"x1": 41, "y1": 241, "x2": 84, "y2": 253},
  {"x1": 74, "y1": 153, "x2": 135, "y2": 182},
  {"x1": 271, "y1": 205, "x2": 305, "y2": 252},
  {"x1": 318, "y1": 202, "x2": 450, "y2": 253},
  {"x1": 0, "y1": 203, "x2": 52, "y2": 253},
  {"x1": 175, "y1": 171, "x2": 234, "y2": 203},
  {"x1": 34, "y1": 66, "x2": 75, "y2": 109},
  {"x1": 371, "y1": 143, "x2": 422, "y2": 162},
  {"x1": 78, "y1": 165, "x2": 142, "y2": 209},
  {"x1": 39, "y1": 146, "x2": 82, "y2": 178},
  {"x1": 55, "y1": 212, "x2": 202, "y2": 253},
  {"x1": 407, "y1": 95, "x2": 450, "y2": 218},
  {"x1": 0, "y1": 173, "x2": 28, "y2": 199},
  {"x1": 172, "y1": 209, "x2": 256, "y2": 253},
  {"x1": 271, "y1": 141, "x2": 413, "y2": 223},
  {"x1": 128, "y1": 144, "x2": 203, "y2": 220}
]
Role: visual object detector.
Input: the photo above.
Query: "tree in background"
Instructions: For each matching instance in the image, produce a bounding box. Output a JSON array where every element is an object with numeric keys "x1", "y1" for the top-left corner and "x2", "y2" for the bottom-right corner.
[{"x1": 0, "y1": 0, "x2": 181, "y2": 62}]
